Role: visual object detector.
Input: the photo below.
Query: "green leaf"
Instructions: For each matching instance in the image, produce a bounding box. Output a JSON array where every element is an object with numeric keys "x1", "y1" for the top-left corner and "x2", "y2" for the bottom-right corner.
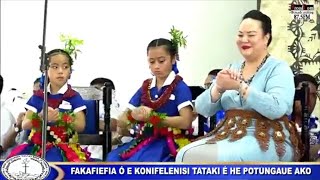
[
  {"x1": 59, "y1": 33, "x2": 84, "y2": 60},
  {"x1": 169, "y1": 26, "x2": 187, "y2": 49}
]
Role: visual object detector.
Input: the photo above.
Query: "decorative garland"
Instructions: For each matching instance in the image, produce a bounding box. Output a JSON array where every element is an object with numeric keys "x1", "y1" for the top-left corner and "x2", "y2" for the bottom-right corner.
[
  {"x1": 121, "y1": 110, "x2": 192, "y2": 160},
  {"x1": 28, "y1": 111, "x2": 90, "y2": 162},
  {"x1": 120, "y1": 110, "x2": 168, "y2": 160},
  {"x1": 127, "y1": 110, "x2": 167, "y2": 136},
  {"x1": 140, "y1": 75, "x2": 182, "y2": 109}
]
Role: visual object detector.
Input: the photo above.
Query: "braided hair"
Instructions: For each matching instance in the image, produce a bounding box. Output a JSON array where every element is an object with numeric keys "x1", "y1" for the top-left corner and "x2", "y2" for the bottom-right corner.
[
  {"x1": 39, "y1": 49, "x2": 73, "y2": 89},
  {"x1": 147, "y1": 38, "x2": 179, "y2": 74},
  {"x1": 47, "y1": 49, "x2": 74, "y2": 66}
]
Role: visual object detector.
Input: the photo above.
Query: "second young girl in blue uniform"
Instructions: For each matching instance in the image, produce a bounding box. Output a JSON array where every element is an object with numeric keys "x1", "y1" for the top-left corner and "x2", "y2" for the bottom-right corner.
[{"x1": 107, "y1": 38, "x2": 194, "y2": 162}]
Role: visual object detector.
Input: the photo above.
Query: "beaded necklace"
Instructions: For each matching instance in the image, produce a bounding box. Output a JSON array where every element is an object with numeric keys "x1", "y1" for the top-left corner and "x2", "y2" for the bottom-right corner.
[{"x1": 240, "y1": 53, "x2": 270, "y2": 85}]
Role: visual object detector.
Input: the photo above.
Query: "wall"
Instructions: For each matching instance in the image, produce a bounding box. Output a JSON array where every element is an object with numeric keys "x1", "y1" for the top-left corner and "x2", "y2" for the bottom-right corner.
[
  {"x1": 260, "y1": 0, "x2": 320, "y2": 117},
  {"x1": 0, "y1": 0, "x2": 257, "y2": 109}
]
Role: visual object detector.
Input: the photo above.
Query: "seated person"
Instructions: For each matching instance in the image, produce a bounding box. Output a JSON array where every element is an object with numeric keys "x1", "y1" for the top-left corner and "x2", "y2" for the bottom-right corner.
[
  {"x1": 14, "y1": 77, "x2": 44, "y2": 144},
  {"x1": 204, "y1": 69, "x2": 222, "y2": 89},
  {"x1": 7, "y1": 49, "x2": 91, "y2": 162},
  {"x1": 176, "y1": 10, "x2": 302, "y2": 162},
  {"x1": 203, "y1": 69, "x2": 223, "y2": 131},
  {"x1": 193, "y1": 69, "x2": 222, "y2": 135},
  {"x1": 33, "y1": 77, "x2": 41, "y2": 91},
  {"x1": 0, "y1": 75, "x2": 25, "y2": 159},
  {"x1": 293, "y1": 73, "x2": 319, "y2": 127},
  {"x1": 293, "y1": 73, "x2": 320, "y2": 161},
  {"x1": 107, "y1": 38, "x2": 194, "y2": 162}
]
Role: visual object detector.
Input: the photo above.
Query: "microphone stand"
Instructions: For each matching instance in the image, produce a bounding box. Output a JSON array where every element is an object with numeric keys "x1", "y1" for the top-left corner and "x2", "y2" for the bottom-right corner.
[
  {"x1": 301, "y1": 82, "x2": 310, "y2": 161},
  {"x1": 39, "y1": 0, "x2": 49, "y2": 160},
  {"x1": 103, "y1": 83, "x2": 113, "y2": 159}
]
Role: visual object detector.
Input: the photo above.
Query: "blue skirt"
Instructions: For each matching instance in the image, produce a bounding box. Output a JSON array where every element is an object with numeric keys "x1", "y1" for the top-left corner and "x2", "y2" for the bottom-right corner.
[{"x1": 107, "y1": 138, "x2": 174, "y2": 162}]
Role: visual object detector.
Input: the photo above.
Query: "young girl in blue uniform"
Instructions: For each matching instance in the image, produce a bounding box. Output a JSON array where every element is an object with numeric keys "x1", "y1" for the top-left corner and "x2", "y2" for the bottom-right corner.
[
  {"x1": 107, "y1": 38, "x2": 194, "y2": 162},
  {"x1": 8, "y1": 49, "x2": 90, "y2": 162}
]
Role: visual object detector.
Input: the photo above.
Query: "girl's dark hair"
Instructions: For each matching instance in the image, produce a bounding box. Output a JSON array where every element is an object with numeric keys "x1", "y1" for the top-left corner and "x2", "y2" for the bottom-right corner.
[
  {"x1": 242, "y1": 10, "x2": 272, "y2": 46},
  {"x1": 47, "y1": 49, "x2": 73, "y2": 66},
  {"x1": 147, "y1": 38, "x2": 178, "y2": 58}
]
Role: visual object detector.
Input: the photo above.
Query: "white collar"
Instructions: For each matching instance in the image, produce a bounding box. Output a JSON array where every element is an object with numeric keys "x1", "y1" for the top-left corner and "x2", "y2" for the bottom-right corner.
[
  {"x1": 47, "y1": 83, "x2": 68, "y2": 94},
  {"x1": 149, "y1": 71, "x2": 176, "y2": 89}
]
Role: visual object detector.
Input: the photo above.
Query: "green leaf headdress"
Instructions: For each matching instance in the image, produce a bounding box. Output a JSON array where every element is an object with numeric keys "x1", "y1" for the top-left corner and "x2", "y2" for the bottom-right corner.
[
  {"x1": 169, "y1": 26, "x2": 187, "y2": 61},
  {"x1": 169, "y1": 26, "x2": 187, "y2": 74},
  {"x1": 38, "y1": 35, "x2": 84, "y2": 90},
  {"x1": 59, "y1": 34, "x2": 84, "y2": 65}
]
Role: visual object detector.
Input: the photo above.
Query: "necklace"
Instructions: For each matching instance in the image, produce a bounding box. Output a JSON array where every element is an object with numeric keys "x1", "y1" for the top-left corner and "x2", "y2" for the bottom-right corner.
[
  {"x1": 141, "y1": 75, "x2": 182, "y2": 110},
  {"x1": 240, "y1": 53, "x2": 270, "y2": 85}
]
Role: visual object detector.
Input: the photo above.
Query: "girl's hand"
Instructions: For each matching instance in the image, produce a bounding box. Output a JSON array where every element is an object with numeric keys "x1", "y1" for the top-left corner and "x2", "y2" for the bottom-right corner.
[
  {"x1": 47, "y1": 107, "x2": 59, "y2": 122},
  {"x1": 131, "y1": 106, "x2": 153, "y2": 121}
]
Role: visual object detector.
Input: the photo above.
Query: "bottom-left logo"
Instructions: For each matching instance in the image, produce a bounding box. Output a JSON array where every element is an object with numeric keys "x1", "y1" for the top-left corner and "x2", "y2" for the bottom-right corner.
[{"x1": 1, "y1": 154, "x2": 51, "y2": 180}]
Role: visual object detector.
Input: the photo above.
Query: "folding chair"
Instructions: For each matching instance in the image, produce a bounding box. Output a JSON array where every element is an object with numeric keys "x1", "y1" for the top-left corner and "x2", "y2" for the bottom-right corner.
[
  {"x1": 189, "y1": 86, "x2": 223, "y2": 136},
  {"x1": 189, "y1": 86, "x2": 207, "y2": 137},
  {"x1": 73, "y1": 86, "x2": 112, "y2": 160}
]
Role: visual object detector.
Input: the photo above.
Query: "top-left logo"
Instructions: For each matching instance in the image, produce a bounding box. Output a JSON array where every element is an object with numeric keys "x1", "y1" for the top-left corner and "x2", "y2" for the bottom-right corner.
[{"x1": 1, "y1": 155, "x2": 51, "y2": 180}]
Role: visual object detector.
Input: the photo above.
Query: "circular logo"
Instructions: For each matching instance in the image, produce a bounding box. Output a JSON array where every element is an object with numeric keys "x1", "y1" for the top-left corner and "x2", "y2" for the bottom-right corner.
[{"x1": 1, "y1": 155, "x2": 51, "y2": 180}]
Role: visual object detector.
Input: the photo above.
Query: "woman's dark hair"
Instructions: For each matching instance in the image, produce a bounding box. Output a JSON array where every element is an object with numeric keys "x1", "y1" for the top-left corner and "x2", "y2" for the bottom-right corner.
[
  {"x1": 47, "y1": 49, "x2": 73, "y2": 66},
  {"x1": 0, "y1": 75, "x2": 3, "y2": 94},
  {"x1": 90, "y1": 77, "x2": 115, "y2": 90},
  {"x1": 147, "y1": 38, "x2": 178, "y2": 58},
  {"x1": 242, "y1": 10, "x2": 272, "y2": 46}
]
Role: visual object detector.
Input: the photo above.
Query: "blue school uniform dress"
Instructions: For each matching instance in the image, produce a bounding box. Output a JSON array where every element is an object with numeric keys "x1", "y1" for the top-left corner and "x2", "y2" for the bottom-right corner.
[
  {"x1": 7, "y1": 83, "x2": 91, "y2": 162},
  {"x1": 107, "y1": 71, "x2": 193, "y2": 162}
]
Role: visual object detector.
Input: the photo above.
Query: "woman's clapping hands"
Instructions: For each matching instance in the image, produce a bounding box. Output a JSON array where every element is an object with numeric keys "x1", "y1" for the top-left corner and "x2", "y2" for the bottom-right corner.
[{"x1": 215, "y1": 68, "x2": 241, "y2": 92}]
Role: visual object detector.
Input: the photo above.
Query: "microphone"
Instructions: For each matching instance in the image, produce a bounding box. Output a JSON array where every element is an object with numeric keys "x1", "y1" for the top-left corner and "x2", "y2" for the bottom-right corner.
[
  {"x1": 38, "y1": 45, "x2": 48, "y2": 72},
  {"x1": 103, "y1": 82, "x2": 113, "y2": 107}
]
